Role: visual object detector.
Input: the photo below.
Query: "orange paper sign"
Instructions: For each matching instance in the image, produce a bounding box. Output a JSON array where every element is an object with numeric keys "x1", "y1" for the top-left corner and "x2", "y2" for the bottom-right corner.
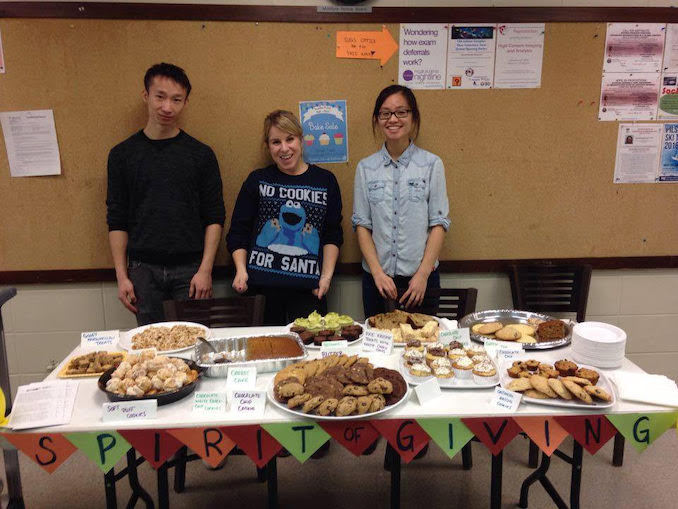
[
  {"x1": 336, "y1": 27, "x2": 398, "y2": 66},
  {"x1": 514, "y1": 417, "x2": 569, "y2": 456},
  {"x1": 2, "y1": 433, "x2": 77, "y2": 474},
  {"x1": 167, "y1": 427, "x2": 236, "y2": 468}
]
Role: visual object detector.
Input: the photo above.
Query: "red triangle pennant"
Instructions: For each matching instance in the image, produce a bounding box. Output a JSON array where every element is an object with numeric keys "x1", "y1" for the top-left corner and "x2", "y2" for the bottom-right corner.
[
  {"x1": 221, "y1": 425, "x2": 282, "y2": 468},
  {"x1": 319, "y1": 421, "x2": 380, "y2": 457},
  {"x1": 166, "y1": 428, "x2": 236, "y2": 468},
  {"x1": 2, "y1": 433, "x2": 77, "y2": 474},
  {"x1": 117, "y1": 429, "x2": 184, "y2": 469},
  {"x1": 370, "y1": 419, "x2": 430, "y2": 464},
  {"x1": 555, "y1": 415, "x2": 618, "y2": 455},
  {"x1": 461, "y1": 417, "x2": 521, "y2": 456}
]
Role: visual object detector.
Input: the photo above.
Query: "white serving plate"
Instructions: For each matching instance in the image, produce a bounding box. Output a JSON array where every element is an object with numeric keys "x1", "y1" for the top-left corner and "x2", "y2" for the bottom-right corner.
[
  {"x1": 364, "y1": 316, "x2": 450, "y2": 347},
  {"x1": 285, "y1": 321, "x2": 363, "y2": 350},
  {"x1": 399, "y1": 357, "x2": 499, "y2": 389},
  {"x1": 266, "y1": 378, "x2": 410, "y2": 421},
  {"x1": 119, "y1": 321, "x2": 210, "y2": 355}
]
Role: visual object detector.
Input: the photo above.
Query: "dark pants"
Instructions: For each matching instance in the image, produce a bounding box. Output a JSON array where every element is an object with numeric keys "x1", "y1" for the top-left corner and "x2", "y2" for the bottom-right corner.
[
  {"x1": 128, "y1": 260, "x2": 201, "y2": 326},
  {"x1": 249, "y1": 285, "x2": 327, "y2": 326},
  {"x1": 362, "y1": 269, "x2": 440, "y2": 319}
]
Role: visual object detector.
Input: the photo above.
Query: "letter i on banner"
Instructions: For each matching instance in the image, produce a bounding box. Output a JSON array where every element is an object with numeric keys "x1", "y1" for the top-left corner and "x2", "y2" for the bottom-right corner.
[
  {"x1": 461, "y1": 417, "x2": 522, "y2": 456},
  {"x1": 65, "y1": 431, "x2": 132, "y2": 473},
  {"x1": 513, "y1": 417, "x2": 569, "y2": 456},
  {"x1": 2, "y1": 433, "x2": 77, "y2": 474},
  {"x1": 167, "y1": 428, "x2": 236, "y2": 467},
  {"x1": 416, "y1": 418, "x2": 474, "y2": 460},
  {"x1": 117, "y1": 430, "x2": 184, "y2": 469},
  {"x1": 606, "y1": 412, "x2": 678, "y2": 453}
]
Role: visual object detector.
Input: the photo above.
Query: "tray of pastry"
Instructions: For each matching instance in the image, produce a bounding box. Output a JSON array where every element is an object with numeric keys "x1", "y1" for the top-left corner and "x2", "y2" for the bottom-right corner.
[
  {"x1": 459, "y1": 310, "x2": 572, "y2": 350},
  {"x1": 365, "y1": 309, "x2": 448, "y2": 346},
  {"x1": 59, "y1": 351, "x2": 125, "y2": 378},
  {"x1": 194, "y1": 333, "x2": 307, "y2": 377}
]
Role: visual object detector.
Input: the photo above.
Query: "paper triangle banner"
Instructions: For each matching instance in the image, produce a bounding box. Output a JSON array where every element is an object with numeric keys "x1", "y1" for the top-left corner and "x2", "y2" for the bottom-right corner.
[
  {"x1": 606, "y1": 412, "x2": 678, "y2": 453},
  {"x1": 416, "y1": 418, "x2": 474, "y2": 460},
  {"x1": 319, "y1": 421, "x2": 380, "y2": 456},
  {"x1": 370, "y1": 419, "x2": 430, "y2": 464},
  {"x1": 117, "y1": 429, "x2": 184, "y2": 469},
  {"x1": 222, "y1": 425, "x2": 282, "y2": 468},
  {"x1": 262, "y1": 422, "x2": 330, "y2": 463},
  {"x1": 65, "y1": 431, "x2": 131, "y2": 473},
  {"x1": 514, "y1": 417, "x2": 569, "y2": 456},
  {"x1": 2, "y1": 433, "x2": 77, "y2": 474},
  {"x1": 166, "y1": 427, "x2": 236, "y2": 468},
  {"x1": 555, "y1": 415, "x2": 617, "y2": 455},
  {"x1": 461, "y1": 417, "x2": 521, "y2": 456}
]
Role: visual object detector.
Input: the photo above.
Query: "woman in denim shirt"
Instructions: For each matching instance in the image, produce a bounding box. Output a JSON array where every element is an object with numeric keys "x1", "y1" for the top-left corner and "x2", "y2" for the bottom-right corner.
[{"x1": 352, "y1": 85, "x2": 450, "y2": 318}]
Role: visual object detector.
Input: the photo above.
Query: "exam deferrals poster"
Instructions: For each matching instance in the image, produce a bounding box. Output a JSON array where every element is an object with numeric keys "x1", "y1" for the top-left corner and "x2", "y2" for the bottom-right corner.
[
  {"x1": 399, "y1": 24, "x2": 448, "y2": 89},
  {"x1": 299, "y1": 100, "x2": 348, "y2": 164}
]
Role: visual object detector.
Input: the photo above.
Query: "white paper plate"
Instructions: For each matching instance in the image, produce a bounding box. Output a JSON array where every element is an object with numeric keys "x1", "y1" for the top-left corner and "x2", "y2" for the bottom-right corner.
[
  {"x1": 266, "y1": 377, "x2": 410, "y2": 421},
  {"x1": 285, "y1": 322, "x2": 363, "y2": 350},
  {"x1": 119, "y1": 321, "x2": 210, "y2": 355},
  {"x1": 398, "y1": 357, "x2": 499, "y2": 389},
  {"x1": 364, "y1": 316, "x2": 450, "y2": 347}
]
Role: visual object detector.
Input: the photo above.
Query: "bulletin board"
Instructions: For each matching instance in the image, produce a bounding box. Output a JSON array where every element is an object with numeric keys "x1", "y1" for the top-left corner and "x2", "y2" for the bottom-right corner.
[{"x1": 1, "y1": 18, "x2": 678, "y2": 272}]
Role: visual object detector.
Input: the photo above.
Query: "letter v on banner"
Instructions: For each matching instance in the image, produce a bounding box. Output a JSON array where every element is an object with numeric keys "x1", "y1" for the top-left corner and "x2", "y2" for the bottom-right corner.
[
  {"x1": 555, "y1": 415, "x2": 618, "y2": 455},
  {"x1": 461, "y1": 417, "x2": 521, "y2": 456}
]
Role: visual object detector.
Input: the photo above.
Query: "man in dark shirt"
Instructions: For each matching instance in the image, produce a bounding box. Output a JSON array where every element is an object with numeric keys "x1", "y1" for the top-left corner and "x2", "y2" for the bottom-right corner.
[{"x1": 106, "y1": 63, "x2": 225, "y2": 325}]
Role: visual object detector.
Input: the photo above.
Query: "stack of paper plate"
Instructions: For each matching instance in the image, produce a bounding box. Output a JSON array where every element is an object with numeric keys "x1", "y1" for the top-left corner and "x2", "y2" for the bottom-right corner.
[{"x1": 572, "y1": 322, "x2": 626, "y2": 368}]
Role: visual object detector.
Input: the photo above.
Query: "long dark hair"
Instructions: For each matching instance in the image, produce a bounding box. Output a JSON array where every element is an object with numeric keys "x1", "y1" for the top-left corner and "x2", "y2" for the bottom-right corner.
[{"x1": 371, "y1": 85, "x2": 421, "y2": 140}]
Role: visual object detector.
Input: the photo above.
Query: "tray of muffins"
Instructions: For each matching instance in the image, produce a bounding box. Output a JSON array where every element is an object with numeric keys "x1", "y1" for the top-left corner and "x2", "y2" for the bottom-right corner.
[
  {"x1": 459, "y1": 310, "x2": 572, "y2": 350},
  {"x1": 287, "y1": 311, "x2": 363, "y2": 349},
  {"x1": 399, "y1": 339, "x2": 500, "y2": 389}
]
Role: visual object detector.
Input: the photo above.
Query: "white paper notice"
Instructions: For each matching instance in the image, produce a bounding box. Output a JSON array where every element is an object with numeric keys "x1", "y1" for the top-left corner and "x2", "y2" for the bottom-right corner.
[
  {"x1": 659, "y1": 123, "x2": 678, "y2": 182},
  {"x1": 362, "y1": 329, "x2": 394, "y2": 355},
  {"x1": 614, "y1": 124, "x2": 661, "y2": 183},
  {"x1": 229, "y1": 389, "x2": 266, "y2": 418},
  {"x1": 603, "y1": 23, "x2": 665, "y2": 74},
  {"x1": 599, "y1": 73, "x2": 660, "y2": 121},
  {"x1": 0, "y1": 29, "x2": 5, "y2": 73},
  {"x1": 103, "y1": 400, "x2": 157, "y2": 422},
  {"x1": 80, "y1": 330, "x2": 120, "y2": 351},
  {"x1": 446, "y1": 24, "x2": 496, "y2": 89},
  {"x1": 193, "y1": 392, "x2": 227, "y2": 415},
  {"x1": 9, "y1": 380, "x2": 78, "y2": 430},
  {"x1": 658, "y1": 73, "x2": 678, "y2": 119},
  {"x1": 663, "y1": 24, "x2": 678, "y2": 72},
  {"x1": 414, "y1": 377, "x2": 442, "y2": 406},
  {"x1": 494, "y1": 23, "x2": 545, "y2": 89},
  {"x1": 491, "y1": 387, "x2": 522, "y2": 413},
  {"x1": 0, "y1": 110, "x2": 61, "y2": 177},
  {"x1": 399, "y1": 24, "x2": 448, "y2": 89}
]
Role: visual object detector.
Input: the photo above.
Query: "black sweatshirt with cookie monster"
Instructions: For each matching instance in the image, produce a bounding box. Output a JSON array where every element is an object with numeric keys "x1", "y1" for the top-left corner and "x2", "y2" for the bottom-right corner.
[{"x1": 106, "y1": 130, "x2": 225, "y2": 265}]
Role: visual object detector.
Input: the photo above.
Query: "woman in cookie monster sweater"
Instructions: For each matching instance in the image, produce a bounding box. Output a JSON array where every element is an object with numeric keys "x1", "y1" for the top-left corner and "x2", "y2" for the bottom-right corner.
[{"x1": 227, "y1": 110, "x2": 343, "y2": 325}]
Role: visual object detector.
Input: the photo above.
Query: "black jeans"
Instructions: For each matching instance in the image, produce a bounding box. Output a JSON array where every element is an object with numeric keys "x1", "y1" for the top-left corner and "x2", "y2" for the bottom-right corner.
[
  {"x1": 249, "y1": 285, "x2": 327, "y2": 326},
  {"x1": 128, "y1": 259, "x2": 201, "y2": 326},
  {"x1": 361, "y1": 269, "x2": 441, "y2": 319}
]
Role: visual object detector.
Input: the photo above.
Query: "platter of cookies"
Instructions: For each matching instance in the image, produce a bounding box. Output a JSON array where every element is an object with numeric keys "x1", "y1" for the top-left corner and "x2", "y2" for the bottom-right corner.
[
  {"x1": 59, "y1": 351, "x2": 125, "y2": 378},
  {"x1": 287, "y1": 311, "x2": 363, "y2": 349},
  {"x1": 499, "y1": 357, "x2": 615, "y2": 409},
  {"x1": 398, "y1": 340, "x2": 499, "y2": 389},
  {"x1": 268, "y1": 354, "x2": 410, "y2": 420},
  {"x1": 365, "y1": 310, "x2": 444, "y2": 346},
  {"x1": 459, "y1": 310, "x2": 572, "y2": 350}
]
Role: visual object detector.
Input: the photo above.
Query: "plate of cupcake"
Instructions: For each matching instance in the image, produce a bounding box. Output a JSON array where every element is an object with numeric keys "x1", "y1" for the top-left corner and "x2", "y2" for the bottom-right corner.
[{"x1": 287, "y1": 311, "x2": 363, "y2": 350}]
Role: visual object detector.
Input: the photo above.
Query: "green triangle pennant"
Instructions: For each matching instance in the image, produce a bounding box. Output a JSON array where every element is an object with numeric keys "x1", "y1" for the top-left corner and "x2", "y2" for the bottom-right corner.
[
  {"x1": 65, "y1": 431, "x2": 131, "y2": 473},
  {"x1": 416, "y1": 418, "x2": 474, "y2": 460},
  {"x1": 606, "y1": 412, "x2": 678, "y2": 453},
  {"x1": 261, "y1": 422, "x2": 330, "y2": 463}
]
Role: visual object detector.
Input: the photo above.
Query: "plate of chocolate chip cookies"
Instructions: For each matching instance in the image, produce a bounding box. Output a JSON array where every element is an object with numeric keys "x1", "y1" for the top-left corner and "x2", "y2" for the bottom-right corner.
[{"x1": 268, "y1": 354, "x2": 410, "y2": 420}]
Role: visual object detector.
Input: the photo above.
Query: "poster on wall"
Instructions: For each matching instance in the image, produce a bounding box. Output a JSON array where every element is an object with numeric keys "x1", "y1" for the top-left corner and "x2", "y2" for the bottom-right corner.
[
  {"x1": 659, "y1": 123, "x2": 678, "y2": 182},
  {"x1": 658, "y1": 73, "x2": 678, "y2": 119},
  {"x1": 663, "y1": 24, "x2": 678, "y2": 72},
  {"x1": 613, "y1": 124, "x2": 661, "y2": 183},
  {"x1": 298, "y1": 100, "x2": 348, "y2": 164},
  {"x1": 0, "y1": 110, "x2": 62, "y2": 177},
  {"x1": 398, "y1": 24, "x2": 448, "y2": 89},
  {"x1": 599, "y1": 73, "x2": 660, "y2": 121},
  {"x1": 603, "y1": 23, "x2": 665, "y2": 74},
  {"x1": 445, "y1": 24, "x2": 496, "y2": 89},
  {"x1": 494, "y1": 23, "x2": 545, "y2": 89}
]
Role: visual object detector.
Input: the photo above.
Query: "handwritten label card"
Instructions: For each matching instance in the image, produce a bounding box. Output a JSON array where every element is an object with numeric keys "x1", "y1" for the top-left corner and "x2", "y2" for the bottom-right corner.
[
  {"x1": 321, "y1": 340, "x2": 348, "y2": 358},
  {"x1": 497, "y1": 343, "x2": 524, "y2": 363},
  {"x1": 490, "y1": 387, "x2": 522, "y2": 413},
  {"x1": 226, "y1": 366, "x2": 256, "y2": 392},
  {"x1": 414, "y1": 377, "x2": 442, "y2": 405},
  {"x1": 439, "y1": 328, "x2": 471, "y2": 346},
  {"x1": 362, "y1": 329, "x2": 393, "y2": 355},
  {"x1": 192, "y1": 392, "x2": 227, "y2": 415},
  {"x1": 484, "y1": 339, "x2": 500, "y2": 359},
  {"x1": 103, "y1": 400, "x2": 157, "y2": 422},
  {"x1": 81, "y1": 330, "x2": 119, "y2": 351},
  {"x1": 229, "y1": 390, "x2": 266, "y2": 417}
]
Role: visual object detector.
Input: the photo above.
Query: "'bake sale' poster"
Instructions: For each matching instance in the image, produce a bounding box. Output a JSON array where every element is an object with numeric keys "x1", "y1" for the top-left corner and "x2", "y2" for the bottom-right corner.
[{"x1": 299, "y1": 100, "x2": 348, "y2": 164}]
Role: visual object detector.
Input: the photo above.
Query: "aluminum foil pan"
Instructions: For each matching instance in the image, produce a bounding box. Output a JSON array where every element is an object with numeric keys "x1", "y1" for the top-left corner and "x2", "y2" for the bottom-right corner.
[
  {"x1": 194, "y1": 333, "x2": 307, "y2": 377},
  {"x1": 458, "y1": 309, "x2": 572, "y2": 350}
]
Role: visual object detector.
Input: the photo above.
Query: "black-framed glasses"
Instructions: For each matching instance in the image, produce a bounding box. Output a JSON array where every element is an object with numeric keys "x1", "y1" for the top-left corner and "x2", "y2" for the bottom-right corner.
[{"x1": 377, "y1": 109, "x2": 411, "y2": 120}]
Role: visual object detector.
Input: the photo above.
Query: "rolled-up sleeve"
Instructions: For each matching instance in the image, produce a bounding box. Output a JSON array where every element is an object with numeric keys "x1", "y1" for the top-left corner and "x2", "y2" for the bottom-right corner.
[
  {"x1": 351, "y1": 162, "x2": 372, "y2": 231},
  {"x1": 428, "y1": 158, "x2": 451, "y2": 231}
]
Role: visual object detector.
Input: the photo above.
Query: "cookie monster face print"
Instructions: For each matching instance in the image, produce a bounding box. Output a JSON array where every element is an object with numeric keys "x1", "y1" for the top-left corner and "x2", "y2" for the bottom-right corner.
[{"x1": 256, "y1": 199, "x2": 320, "y2": 256}]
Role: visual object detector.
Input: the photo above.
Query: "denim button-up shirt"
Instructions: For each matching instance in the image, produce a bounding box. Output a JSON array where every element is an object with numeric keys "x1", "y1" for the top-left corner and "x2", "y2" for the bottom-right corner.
[{"x1": 352, "y1": 143, "x2": 450, "y2": 277}]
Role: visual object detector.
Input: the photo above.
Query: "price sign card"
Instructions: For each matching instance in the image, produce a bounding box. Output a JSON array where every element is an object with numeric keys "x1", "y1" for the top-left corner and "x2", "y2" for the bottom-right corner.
[
  {"x1": 229, "y1": 390, "x2": 266, "y2": 417},
  {"x1": 193, "y1": 392, "x2": 227, "y2": 415},
  {"x1": 490, "y1": 387, "x2": 522, "y2": 413},
  {"x1": 226, "y1": 366, "x2": 257, "y2": 392},
  {"x1": 362, "y1": 329, "x2": 393, "y2": 355},
  {"x1": 321, "y1": 340, "x2": 348, "y2": 358},
  {"x1": 414, "y1": 377, "x2": 442, "y2": 405},
  {"x1": 439, "y1": 328, "x2": 471, "y2": 346},
  {"x1": 103, "y1": 400, "x2": 157, "y2": 422},
  {"x1": 81, "y1": 330, "x2": 119, "y2": 351}
]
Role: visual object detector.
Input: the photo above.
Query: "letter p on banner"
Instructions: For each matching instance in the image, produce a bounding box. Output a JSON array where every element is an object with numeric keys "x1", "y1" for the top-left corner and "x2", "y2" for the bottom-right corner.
[{"x1": 65, "y1": 431, "x2": 131, "y2": 473}]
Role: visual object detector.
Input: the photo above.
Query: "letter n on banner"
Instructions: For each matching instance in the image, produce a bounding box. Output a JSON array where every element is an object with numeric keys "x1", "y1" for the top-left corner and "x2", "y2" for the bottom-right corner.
[
  {"x1": 65, "y1": 431, "x2": 131, "y2": 473},
  {"x1": 606, "y1": 412, "x2": 678, "y2": 453},
  {"x1": 222, "y1": 425, "x2": 282, "y2": 468},
  {"x1": 513, "y1": 417, "x2": 569, "y2": 456},
  {"x1": 117, "y1": 430, "x2": 184, "y2": 469},
  {"x1": 555, "y1": 415, "x2": 617, "y2": 455},
  {"x1": 370, "y1": 419, "x2": 430, "y2": 463},
  {"x1": 461, "y1": 417, "x2": 521, "y2": 456},
  {"x1": 261, "y1": 422, "x2": 330, "y2": 463},
  {"x1": 319, "y1": 421, "x2": 380, "y2": 456},
  {"x1": 166, "y1": 428, "x2": 236, "y2": 468},
  {"x1": 2, "y1": 433, "x2": 77, "y2": 474}
]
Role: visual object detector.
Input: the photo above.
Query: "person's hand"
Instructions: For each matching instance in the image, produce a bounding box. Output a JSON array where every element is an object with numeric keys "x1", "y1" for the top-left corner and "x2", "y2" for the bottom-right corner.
[
  {"x1": 232, "y1": 270, "x2": 249, "y2": 294},
  {"x1": 117, "y1": 277, "x2": 138, "y2": 313},
  {"x1": 190, "y1": 270, "x2": 213, "y2": 299},
  {"x1": 400, "y1": 271, "x2": 428, "y2": 308},
  {"x1": 373, "y1": 271, "x2": 397, "y2": 299},
  {"x1": 312, "y1": 275, "x2": 331, "y2": 299}
]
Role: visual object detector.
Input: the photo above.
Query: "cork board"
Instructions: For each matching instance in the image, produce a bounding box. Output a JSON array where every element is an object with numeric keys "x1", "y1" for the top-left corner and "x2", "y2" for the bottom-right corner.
[{"x1": 1, "y1": 19, "x2": 677, "y2": 271}]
